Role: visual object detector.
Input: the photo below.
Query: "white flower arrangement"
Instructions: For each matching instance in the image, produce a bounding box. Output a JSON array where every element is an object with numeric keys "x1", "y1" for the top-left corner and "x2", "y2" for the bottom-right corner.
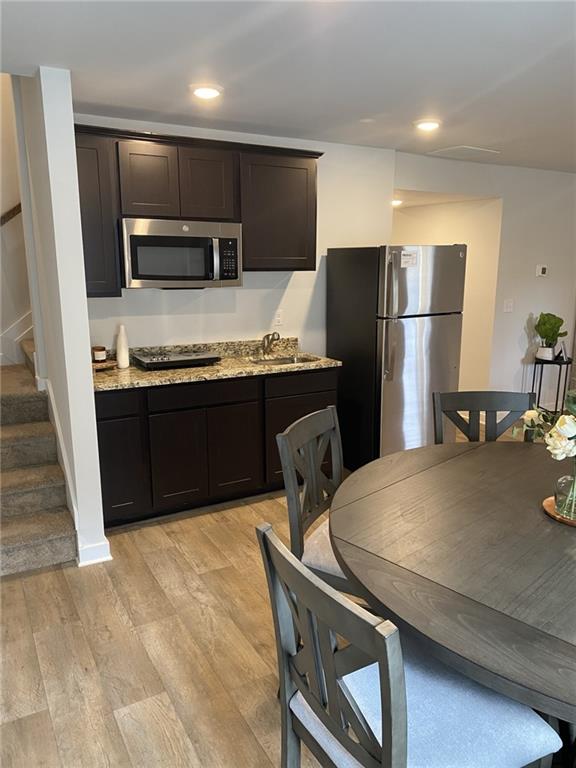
[{"x1": 521, "y1": 409, "x2": 576, "y2": 461}]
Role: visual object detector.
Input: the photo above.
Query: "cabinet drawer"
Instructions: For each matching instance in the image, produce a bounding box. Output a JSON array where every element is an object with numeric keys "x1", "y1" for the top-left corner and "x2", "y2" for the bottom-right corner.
[
  {"x1": 95, "y1": 390, "x2": 143, "y2": 420},
  {"x1": 265, "y1": 368, "x2": 338, "y2": 399},
  {"x1": 147, "y1": 377, "x2": 260, "y2": 413}
]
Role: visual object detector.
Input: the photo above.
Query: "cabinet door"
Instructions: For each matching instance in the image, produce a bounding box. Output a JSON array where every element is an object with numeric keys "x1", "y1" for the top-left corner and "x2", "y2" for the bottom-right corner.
[
  {"x1": 97, "y1": 417, "x2": 152, "y2": 525},
  {"x1": 265, "y1": 391, "x2": 337, "y2": 485},
  {"x1": 179, "y1": 147, "x2": 239, "y2": 220},
  {"x1": 207, "y1": 401, "x2": 263, "y2": 498},
  {"x1": 241, "y1": 153, "x2": 317, "y2": 271},
  {"x1": 149, "y1": 409, "x2": 208, "y2": 511},
  {"x1": 75, "y1": 134, "x2": 122, "y2": 297},
  {"x1": 118, "y1": 140, "x2": 180, "y2": 217}
]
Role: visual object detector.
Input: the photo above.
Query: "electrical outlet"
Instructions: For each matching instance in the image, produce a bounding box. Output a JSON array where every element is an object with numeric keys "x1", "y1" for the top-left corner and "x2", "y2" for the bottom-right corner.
[
  {"x1": 536, "y1": 264, "x2": 548, "y2": 277},
  {"x1": 273, "y1": 310, "x2": 283, "y2": 327},
  {"x1": 503, "y1": 299, "x2": 514, "y2": 313}
]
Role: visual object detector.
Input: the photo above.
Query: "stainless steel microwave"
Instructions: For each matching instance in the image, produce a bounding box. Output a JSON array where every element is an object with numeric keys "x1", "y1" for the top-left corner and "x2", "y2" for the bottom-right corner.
[{"x1": 122, "y1": 218, "x2": 242, "y2": 289}]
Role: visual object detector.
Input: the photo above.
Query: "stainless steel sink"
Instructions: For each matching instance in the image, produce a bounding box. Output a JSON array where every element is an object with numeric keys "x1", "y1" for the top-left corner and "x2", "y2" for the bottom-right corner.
[{"x1": 249, "y1": 354, "x2": 318, "y2": 366}]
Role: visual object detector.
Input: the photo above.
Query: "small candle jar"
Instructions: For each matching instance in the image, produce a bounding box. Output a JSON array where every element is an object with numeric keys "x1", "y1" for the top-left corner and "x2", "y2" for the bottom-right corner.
[{"x1": 92, "y1": 345, "x2": 107, "y2": 362}]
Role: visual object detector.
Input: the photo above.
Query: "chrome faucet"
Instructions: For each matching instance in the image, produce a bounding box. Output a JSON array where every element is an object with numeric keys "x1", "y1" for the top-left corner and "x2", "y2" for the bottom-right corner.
[{"x1": 262, "y1": 331, "x2": 280, "y2": 358}]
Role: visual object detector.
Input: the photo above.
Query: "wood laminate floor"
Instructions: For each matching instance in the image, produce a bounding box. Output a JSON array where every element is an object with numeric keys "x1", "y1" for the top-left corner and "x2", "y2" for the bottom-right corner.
[
  {"x1": 1, "y1": 491, "x2": 322, "y2": 768},
  {"x1": 0, "y1": 429, "x2": 527, "y2": 767}
]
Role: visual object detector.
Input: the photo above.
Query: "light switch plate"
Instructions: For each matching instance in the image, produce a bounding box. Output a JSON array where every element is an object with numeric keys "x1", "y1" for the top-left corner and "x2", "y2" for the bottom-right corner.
[
  {"x1": 536, "y1": 264, "x2": 548, "y2": 277},
  {"x1": 273, "y1": 310, "x2": 283, "y2": 327},
  {"x1": 503, "y1": 299, "x2": 514, "y2": 313}
]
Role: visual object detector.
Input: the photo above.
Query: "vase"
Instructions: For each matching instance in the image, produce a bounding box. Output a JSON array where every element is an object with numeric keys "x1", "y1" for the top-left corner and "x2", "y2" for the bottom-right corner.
[
  {"x1": 566, "y1": 390, "x2": 576, "y2": 416},
  {"x1": 116, "y1": 324, "x2": 130, "y2": 369},
  {"x1": 544, "y1": 458, "x2": 576, "y2": 526},
  {"x1": 555, "y1": 466, "x2": 576, "y2": 523}
]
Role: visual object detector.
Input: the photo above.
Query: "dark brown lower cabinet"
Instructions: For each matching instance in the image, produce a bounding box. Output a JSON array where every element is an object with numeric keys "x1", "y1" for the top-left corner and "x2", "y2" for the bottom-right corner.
[
  {"x1": 207, "y1": 401, "x2": 263, "y2": 497},
  {"x1": 148, "y1": 409, "x2": 209, "y2": 512},
  {"x1": 97, "y1": 416, "x2": 152, "y2": 524},
  {"x1": 265, "y1": 390, "x2": 337, "y2": 485},
  {"x1": 95, "y1": 368, "x2": 338, "y2": 526}
]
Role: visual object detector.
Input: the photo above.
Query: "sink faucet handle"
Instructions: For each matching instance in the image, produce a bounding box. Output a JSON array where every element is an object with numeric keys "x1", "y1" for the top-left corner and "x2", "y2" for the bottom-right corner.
[{"x1": 262, "y1": 331, "x2": 281, "y2": 356}]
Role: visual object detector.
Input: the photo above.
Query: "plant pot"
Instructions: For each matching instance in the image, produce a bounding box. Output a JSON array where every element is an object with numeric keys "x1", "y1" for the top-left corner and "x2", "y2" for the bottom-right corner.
[{"x1": 536, "y1": 346, "x2": 555, "y2": 361}]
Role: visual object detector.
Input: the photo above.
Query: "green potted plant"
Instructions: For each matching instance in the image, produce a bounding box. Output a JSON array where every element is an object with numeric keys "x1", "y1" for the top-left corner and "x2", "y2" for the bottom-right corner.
[{"x1": 534, "y1": 312, "x2": 567, "y2": 360}]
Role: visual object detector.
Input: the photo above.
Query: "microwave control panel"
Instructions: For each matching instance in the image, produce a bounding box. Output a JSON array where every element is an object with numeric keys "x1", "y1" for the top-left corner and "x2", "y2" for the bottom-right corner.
[{"x1": 219, "y1": 238, "x2": 239, "y2": 280}]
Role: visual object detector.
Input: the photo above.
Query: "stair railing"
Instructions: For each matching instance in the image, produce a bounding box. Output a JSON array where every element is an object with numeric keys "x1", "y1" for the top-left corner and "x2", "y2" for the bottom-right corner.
[{"x1": 0, "y1": 203, "x2": 22, "y2": 227}]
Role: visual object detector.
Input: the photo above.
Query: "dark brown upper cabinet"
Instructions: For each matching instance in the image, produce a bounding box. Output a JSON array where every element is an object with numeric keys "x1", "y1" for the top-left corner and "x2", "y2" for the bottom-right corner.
[
  {"x1": 179, "y1": 146, "x2": 239, "y2": 220},
  {"x1": 118, "y1": 140, "x2": 180, "y2": 217},
  {"x1": 75, "y1": 133, "x2": 122, "y2": 297},
  {"x1": 241, "y1": 152, "x2": 317, "y2": 271}
]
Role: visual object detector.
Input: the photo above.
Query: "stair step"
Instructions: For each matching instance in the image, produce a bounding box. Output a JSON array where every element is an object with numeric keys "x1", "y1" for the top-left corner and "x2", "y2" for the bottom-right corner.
[
  {"x1": 0, "y1": 365, "x2": 48, "y2": 425},
  {"x1": 0, "y1": 421, "x2": 57, "y2": 469},
  {"x1": 20, "y1": 338, "x2": 35, "y2": 377},
  {"x1": 1, "y1": 464, "x2": 66, "y2": 517},
  {"x1": 1, "y1": 507, "x2": 76, "y2": 576}
]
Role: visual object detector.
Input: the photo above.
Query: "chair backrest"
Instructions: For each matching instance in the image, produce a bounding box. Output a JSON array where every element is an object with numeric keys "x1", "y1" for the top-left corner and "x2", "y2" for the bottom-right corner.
[
  {"x1": 257, "y1": 523, "x2": 407, "y2": 768},
  {"x1": 433, "y1": 390, "x2": 536, "y2": 444},
  {"x1": 276, "y1": 406, "x2": 344, "y2": 559}
]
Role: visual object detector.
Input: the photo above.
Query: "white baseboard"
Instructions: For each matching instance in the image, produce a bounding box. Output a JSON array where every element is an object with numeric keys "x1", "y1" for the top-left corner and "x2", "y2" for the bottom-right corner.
[
  {"x1": 0, "y1": 310, "x2": 33, "y2": 365},
  {"x1": 44, "y1": 378, "x2": 110, "y2": 568},
  {"x1": 77, "y1": 539, "x2": 112, "y2": 566}
]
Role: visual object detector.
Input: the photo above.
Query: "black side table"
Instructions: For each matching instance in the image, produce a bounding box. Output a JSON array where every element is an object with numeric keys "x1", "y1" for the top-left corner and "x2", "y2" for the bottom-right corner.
[{"x1": 531, "y1": 357, "x2": 573, "y2": 413}]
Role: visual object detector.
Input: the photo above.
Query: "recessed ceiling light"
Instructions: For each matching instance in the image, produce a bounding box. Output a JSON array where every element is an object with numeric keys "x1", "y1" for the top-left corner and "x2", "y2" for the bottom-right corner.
[
  {"x1": 415, "y1": 119, "x2": 441, "y2": 132},
  {"x1": 391, "y1": 199, "x2": 403, "y2": 207},
  {"x1": 191, "y1": 85, "x2": 222, "y2": 100}
]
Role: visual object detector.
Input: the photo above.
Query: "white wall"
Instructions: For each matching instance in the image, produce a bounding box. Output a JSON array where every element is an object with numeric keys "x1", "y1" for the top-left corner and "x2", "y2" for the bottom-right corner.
[
  {"x1": 14, "y1": 68, "x2": 109, "y2": 565},
  {"x1": 395, "y1": 153, "x2": 576, "y2": 404},
  {"x1": 392, "y1": 198, "x2": 503, "y2": 391},
  {"x1": 77, "y1": 114, "x2": 396, "y2": 353},
  {"x1": 0, "y1": 74, "x2": 31, "y2": 364}
]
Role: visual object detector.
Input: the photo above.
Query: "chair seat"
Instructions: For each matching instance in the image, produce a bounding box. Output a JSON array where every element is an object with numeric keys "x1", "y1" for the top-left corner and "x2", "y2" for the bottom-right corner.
[
  {"x1": 290, "y1": 637, "x2": 561, "y2": 768},
  {"x1": 302, "y1": 518, "x2": 346, "y2": 580}
]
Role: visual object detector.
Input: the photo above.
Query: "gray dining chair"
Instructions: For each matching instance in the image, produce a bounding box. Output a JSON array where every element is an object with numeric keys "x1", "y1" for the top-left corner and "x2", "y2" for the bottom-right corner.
[
  {"x1": 433, "y1": 390, "x2": 536, "y2": 444},
  {"x1": 257, "y1": 522, "x2": 562, "y2": 768},
  {"x1": 276, "y1": 406, "x2": 359, "y2": 596}
]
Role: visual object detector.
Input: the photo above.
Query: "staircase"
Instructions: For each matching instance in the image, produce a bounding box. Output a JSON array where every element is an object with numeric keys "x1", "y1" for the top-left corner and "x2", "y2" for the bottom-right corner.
[{"x1": 0, "y1": 363, "x2": 76, "y2": 576}]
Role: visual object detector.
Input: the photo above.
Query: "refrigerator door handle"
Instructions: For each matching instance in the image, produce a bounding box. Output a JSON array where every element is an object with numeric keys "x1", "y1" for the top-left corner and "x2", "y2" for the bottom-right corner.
[
  {"x1": 382, "y1": 321, "x2": 396, "y2": 381},
  {"x1": 391, "y1": 251, "x2": 399, "y2": 318}
]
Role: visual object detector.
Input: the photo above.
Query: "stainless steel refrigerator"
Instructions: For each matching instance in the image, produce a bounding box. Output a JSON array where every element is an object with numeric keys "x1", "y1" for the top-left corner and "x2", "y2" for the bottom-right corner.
[{"x1": 326, "y1": 244, "x2": 466, "y2": 469}]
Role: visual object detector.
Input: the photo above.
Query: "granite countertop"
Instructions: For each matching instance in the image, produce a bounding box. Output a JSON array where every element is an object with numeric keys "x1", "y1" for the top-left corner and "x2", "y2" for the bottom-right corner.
[{"x1": 93, "y1": 337, "x2": 341, "y2": 392}]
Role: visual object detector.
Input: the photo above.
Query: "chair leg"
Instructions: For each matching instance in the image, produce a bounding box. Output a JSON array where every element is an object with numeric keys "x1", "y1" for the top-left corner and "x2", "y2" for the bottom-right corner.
[{"x1": 282, "y1": 719, "x2": 301, "y2": 768}]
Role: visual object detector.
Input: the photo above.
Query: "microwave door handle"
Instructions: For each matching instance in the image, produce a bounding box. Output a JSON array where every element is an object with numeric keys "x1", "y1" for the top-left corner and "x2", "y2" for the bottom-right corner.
[{"x1": 212, "y1": 238, "x2": 220, "y2": 280}]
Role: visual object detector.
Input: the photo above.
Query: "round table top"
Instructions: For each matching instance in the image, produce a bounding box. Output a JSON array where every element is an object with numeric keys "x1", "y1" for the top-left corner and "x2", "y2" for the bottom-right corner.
[{"x1": 330, "y1": 442, "x2": 576, "y2": 722}]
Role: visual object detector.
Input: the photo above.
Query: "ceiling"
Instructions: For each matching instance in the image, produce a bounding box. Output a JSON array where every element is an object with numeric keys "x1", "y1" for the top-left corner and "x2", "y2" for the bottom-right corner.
[{"x1": 2, "y1": 1, "x2": 575, "y2": 172}]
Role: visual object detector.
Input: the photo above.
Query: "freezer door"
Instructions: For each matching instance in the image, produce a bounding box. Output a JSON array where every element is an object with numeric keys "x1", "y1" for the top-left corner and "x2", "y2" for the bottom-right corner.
[
  {"x1": 384, "y1": 245, "x2": 467, "y2": 317},
  {"x1": 379, "y1": 314, "x2": 462, "y2": 455}
]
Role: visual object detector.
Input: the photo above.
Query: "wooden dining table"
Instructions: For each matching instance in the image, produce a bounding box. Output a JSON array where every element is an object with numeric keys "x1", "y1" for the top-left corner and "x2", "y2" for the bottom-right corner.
[{"x1": 329, "y1": 441, "x2": 576, "y2": 722}]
